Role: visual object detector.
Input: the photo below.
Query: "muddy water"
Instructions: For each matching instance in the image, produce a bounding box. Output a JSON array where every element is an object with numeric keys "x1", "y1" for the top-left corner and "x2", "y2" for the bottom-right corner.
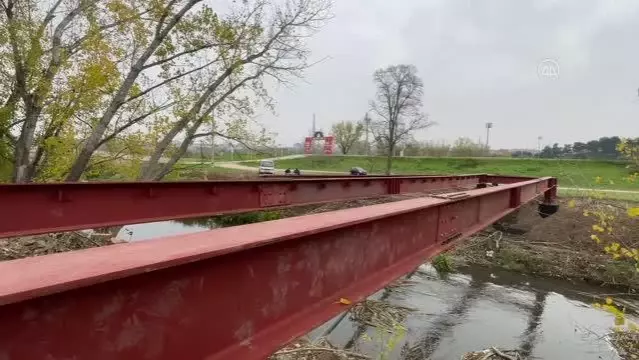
[
  {"x1": 117, "y1": 221, "x2": 627, "y2": 359},
  {"x1": 311, "y1": 265, "x2": 627, "y2": 360}
]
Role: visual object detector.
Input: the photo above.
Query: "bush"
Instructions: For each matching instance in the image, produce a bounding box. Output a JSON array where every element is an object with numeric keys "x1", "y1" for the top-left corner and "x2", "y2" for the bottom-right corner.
[
  {"x1": 214, "y1": 211, "x2": 281, "y2": 227},
  {"x1": 432, "y1": 254, "x2": 455, "y2": 274}
]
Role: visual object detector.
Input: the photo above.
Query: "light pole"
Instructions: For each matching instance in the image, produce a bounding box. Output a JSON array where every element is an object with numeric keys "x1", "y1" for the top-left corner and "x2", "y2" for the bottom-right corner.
[
  {"x1": 485, "y1": 122, "x2": 493, "y2": 151},
  {"x1": 364, "y1": 113, "x2": 371, "y2": 156}
]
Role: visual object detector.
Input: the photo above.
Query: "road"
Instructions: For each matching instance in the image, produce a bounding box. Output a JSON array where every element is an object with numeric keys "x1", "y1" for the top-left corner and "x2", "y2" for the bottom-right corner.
[
  {"x1": 214, "y1": 156, "x2": 344, "y2": 175},
  {"x1": 211, "y1": 155, "x2": 639, "y2": 195}
]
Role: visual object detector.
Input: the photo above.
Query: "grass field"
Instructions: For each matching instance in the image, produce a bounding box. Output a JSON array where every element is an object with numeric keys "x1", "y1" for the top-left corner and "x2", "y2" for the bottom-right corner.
[
  {"x1": 181, "y1": 152, "x2": 272, "y2": 162},
  {"x1": 242, "y1": 155, "x2": 639, "y2": 190}
]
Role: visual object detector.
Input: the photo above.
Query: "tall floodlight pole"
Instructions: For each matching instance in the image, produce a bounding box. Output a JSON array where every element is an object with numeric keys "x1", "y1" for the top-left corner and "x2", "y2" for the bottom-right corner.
[
  {"x1": 537, "y1": 136, "x2": 542, "y2": 157},
  {"x1": 485, "y1": 122, "x2": 493, "y2": 152}
]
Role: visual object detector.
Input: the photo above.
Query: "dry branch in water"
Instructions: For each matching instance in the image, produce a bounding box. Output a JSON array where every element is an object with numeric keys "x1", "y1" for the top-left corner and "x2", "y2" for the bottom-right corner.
[
  {"x1": 609, "y1": 330, "x2": 639, "y2": 360},
  {"x1": 461, "y1": 347, "x2": 523, "y2": 360},
  {"x1": 270, "y1": 338, "x2": 370, "y2": 360},
  {"x1": 349, "y1": 299, "x2": 415, "y2": 331}
]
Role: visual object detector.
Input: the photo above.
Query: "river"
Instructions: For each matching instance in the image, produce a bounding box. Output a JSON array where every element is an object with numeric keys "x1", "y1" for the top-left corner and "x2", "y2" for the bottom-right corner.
[
  {"x1": 312, "y1": 264, "x2": 625, "y2": 359},
  {"x1": 118, "y1": 220, "x2": 628, "y2": 359}
]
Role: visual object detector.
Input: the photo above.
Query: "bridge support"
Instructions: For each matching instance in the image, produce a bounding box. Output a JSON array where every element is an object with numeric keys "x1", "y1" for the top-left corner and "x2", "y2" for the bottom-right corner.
[{"x1": 0, "y1": 178, "x2": 554, "y2": 360}]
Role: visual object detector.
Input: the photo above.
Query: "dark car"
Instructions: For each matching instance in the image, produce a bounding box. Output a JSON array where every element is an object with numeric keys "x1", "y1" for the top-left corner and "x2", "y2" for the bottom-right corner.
[{"x1": 350, "y1": 167, "x2": 367, "y2": 176}]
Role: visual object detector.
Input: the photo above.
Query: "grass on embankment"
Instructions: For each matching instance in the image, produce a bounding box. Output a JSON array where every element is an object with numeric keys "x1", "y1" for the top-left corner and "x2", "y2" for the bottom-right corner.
[{"x1": 243, "y1": 155, "x2": 639, "y2": 190}]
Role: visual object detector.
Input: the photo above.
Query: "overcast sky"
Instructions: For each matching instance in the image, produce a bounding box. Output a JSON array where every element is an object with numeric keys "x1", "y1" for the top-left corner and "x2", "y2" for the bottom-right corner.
[{"x1": 255, "y1": 0, "x2": 639, "y2": 149}]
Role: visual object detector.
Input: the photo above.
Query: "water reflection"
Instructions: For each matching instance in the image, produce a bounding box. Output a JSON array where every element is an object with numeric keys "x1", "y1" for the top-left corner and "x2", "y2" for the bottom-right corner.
[
  {"x1": 518, "y1": 291, "x2": 547, "y2": 357},
  {"x1": 117, "y1": 217, "x2": 216, "y2": 241},
  {"x1": 312, "y1": 265, "x2": 625, "y2": 360},
  {"x1": 402, "y1": 278, "x2": 486, "y2": 359}
]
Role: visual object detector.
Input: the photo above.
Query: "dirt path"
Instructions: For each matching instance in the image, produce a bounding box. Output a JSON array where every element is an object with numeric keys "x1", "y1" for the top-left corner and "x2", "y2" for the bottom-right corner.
[
  {"x1": 215, "y1": 158, "x2": 344, "y2": 175},
  {"x1": 561, "y1": 187, "x2": 639, "y2": 194}
]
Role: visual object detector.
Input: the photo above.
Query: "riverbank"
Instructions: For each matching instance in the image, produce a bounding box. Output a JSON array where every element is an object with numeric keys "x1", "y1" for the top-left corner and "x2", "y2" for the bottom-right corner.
[{"x1": 447, "y1": 198, "x2": 639, "y2": 291}]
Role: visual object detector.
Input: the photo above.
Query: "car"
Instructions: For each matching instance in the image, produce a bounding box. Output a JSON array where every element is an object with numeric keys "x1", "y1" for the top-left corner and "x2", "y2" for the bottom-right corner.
[
  {"x1": 259, "y1": 160, "x2": 275, "y2": 175},
  {"x1": 350, "y1": 167, "x2": 367, "y2": 175}
]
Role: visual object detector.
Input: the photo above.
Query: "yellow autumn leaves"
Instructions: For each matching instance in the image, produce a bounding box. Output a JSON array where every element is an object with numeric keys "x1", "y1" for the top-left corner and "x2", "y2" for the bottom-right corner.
[
  {"x1": 628, "y1": 207, "x2": 639, "y2": 218},
  {"x1": 594, "y1": 297, "x2": 631, "y2": 327},
  {"x1": 583, "y1": 205, "x2": 639, "y2": 264}
]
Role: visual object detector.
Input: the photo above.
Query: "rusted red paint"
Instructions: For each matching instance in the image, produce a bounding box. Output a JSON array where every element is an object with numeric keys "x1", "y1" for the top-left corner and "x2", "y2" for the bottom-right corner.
[
  {"x1": 0, "y1": 177, "x2": 555, "y2": 360},
  {"x1": 0, "y1": 175, "x2": 488, "y2": 238}
]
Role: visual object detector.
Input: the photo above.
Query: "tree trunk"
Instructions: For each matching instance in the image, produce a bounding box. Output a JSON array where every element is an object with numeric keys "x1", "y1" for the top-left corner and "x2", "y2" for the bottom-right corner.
[
  {"x1": 385, "y1": 143, "x2": 394, "y2": 175},
  {"x1": 12, "y1": 99, "x2": 41, "y2": 183}
]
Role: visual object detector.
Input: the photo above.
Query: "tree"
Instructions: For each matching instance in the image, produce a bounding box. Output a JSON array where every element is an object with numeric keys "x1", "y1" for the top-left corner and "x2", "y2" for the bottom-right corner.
[
  {"x1": 450, "y1": 137, "x2": 485, "y2": 157},
  {"x1": 0, "y1": 0, "x2": 332, "y2": 183},
  {"x1": 563, "y1": 144, "x2": 572, "y2": 155},
  {"x1": 586, "y1": 140, "x2": 600, "y2": 157},
  {"x1": 369, "y1": 64, "x2": 433, "y2": 174},
  {"x1": 573, "y1": 142, "x2": 587, "y2": 156},
  {"x1": 540, "y1": 145, "x2": 553, "y2": 158},
  {"x1": 331, "y1": 120, "x2": 363, "y2": 155},
  {"x1": 599, "y1": 136, "x2": 621, "y2": 158}
]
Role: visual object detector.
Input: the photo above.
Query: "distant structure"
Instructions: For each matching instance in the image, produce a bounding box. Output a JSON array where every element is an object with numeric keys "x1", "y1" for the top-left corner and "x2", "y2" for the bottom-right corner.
[
  {"x1": 312, "y1": 113, "x2": 316, "y2": 137},
  {"x1": 485, "y1": 122, "x2": 493, "y2": 149},
  {"x1": 304, "y1": 114, "x2": 334, "y2": 155}
]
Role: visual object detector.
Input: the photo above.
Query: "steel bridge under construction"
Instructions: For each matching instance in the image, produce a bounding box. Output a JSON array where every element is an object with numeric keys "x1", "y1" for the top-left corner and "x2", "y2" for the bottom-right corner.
[{"x1": 0, "y1": 173, "x2": 557, "y2": 359}]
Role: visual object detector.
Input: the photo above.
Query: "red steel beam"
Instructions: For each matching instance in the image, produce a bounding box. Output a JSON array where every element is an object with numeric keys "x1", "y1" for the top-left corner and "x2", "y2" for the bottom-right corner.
[
  {"x1": 0, "y1": 174, "x2": 484, "y2": 238},
  {"x1": 0, "y1": 177, "x2": 554, "y2": 360}
]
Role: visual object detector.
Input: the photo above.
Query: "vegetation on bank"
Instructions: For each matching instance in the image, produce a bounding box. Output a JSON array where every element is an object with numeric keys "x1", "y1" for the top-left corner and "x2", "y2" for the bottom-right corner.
[{"x1": 447, "y1": 199, "x2": 639, "y2": 291}]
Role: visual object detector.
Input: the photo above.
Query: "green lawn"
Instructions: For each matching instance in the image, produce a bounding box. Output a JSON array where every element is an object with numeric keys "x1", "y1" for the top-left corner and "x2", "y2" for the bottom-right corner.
[
  {"x1": 242, "y1": 156, "x2": 639, "y2": 190},
  {"x1": 182, "y1": 152, "x2": 273, "y2": 163},
  {"x1": 165, "y1": 163, "x2": 256, "y2": 180}
]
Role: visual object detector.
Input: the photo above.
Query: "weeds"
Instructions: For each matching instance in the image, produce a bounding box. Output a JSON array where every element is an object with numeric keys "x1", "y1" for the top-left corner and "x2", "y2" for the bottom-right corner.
[
  {"x1": 213, "y1": 211, "x2": 281, "y2": 227},
  {"x1": 431, "y1": 254, "x2": 455, "y2": 274}
]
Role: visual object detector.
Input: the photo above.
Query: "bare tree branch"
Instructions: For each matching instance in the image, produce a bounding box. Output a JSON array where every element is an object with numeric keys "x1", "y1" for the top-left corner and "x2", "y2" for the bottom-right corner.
[
  {"x1": 97, "y1": 100, "x2": 176, "y2": 147},
  {"x1": 369, "y1": 64, "x2": 434, "y2": 174},
  {"x1": 141, "y1": 42, "x2": 222, "y2": 69},
  {"x1": 125, "y1": 59, "x2": 217, "y2": 103}
]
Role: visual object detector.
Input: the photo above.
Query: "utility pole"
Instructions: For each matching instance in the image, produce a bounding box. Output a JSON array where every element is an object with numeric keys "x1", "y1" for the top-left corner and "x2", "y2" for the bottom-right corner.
[
  {"x1": 312, "y1": 113, "x2": 316, "y2": 136},
  {"x1": 364, "y1": 113, "x2": 371, "y2": 156}
]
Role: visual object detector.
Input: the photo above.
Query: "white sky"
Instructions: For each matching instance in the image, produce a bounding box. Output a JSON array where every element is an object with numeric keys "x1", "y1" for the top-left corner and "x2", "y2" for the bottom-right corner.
[{"x1": 253, "y1": 0, "x2": 639, "y2": 149}]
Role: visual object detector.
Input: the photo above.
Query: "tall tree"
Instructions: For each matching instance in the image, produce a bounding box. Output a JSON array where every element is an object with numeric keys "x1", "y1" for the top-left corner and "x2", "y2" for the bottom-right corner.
[
  {"x1": 331, "y1": 120, "x2": 363, "y2": 155},
  {"x1": 369, "y1": 64, "x2": 433, "y2": 174},
  {"x1": 586, "y1": 140, "x2": 600, "y2": 157},
  {"x1": 0, "y1": 0, "x2": 332, "y2": 183}
]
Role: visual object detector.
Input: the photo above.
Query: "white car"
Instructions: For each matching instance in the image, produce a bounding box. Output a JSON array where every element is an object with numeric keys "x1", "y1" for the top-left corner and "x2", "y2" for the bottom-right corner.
[{"x1": 258, "y1": 160, "x2": 275, "y2": 175}]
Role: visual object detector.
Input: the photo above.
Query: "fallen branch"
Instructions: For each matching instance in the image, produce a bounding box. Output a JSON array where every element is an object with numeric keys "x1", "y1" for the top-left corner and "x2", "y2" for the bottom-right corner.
[
  {"x1": 490, "y1": 347, "x2": 519, "y2": 360},
  {"x1": 273, "y1": 347, "x2": 371, "y2": 359}
]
